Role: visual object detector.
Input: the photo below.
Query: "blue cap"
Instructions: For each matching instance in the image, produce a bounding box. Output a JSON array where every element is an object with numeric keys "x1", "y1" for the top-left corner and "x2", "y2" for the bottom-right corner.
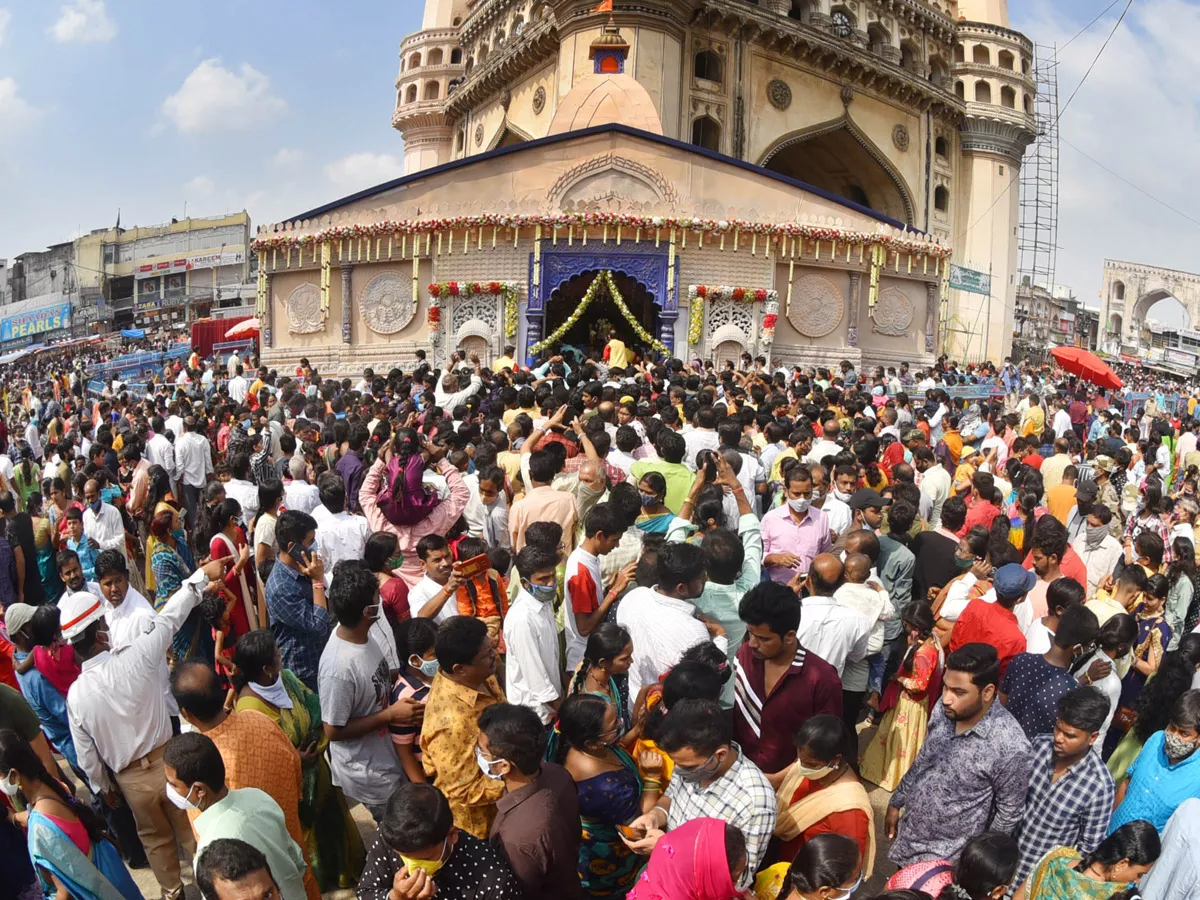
[{"x1": 993, "y1": 563, "x2": 1037, "y2": 600}]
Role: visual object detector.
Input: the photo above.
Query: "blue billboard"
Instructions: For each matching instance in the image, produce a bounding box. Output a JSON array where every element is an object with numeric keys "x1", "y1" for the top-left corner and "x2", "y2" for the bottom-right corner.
[{"x1": 0, "y1": 302, "x2": 71, "y2": 343}]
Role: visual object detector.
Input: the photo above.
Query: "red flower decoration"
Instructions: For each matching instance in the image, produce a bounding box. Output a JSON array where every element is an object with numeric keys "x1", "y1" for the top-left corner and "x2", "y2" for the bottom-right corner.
[
  {"x1": 448, "y1": 281, "x2": 460, "y2": 296},
  {"x1": 489, "y1": 281, "x2": 502, "y2": 294},
  {"x1": 428, "y1": 283, "x2": 440, "y2": 296},
  {"x1": 696, "y1": 285, "x2": 707, "y2": 298},
  {"x1": 763, "y1": 314, "x2": 778, "y2": 328},
  {"x1": 755, "y1": 289, "x2": 768, "y2": 302},
  {"x1": 732, "y1": 288, "x2": 746, "y2": 301},
  {"x1": 428, "y1": 308, "x2": 441, "y2": 322}
]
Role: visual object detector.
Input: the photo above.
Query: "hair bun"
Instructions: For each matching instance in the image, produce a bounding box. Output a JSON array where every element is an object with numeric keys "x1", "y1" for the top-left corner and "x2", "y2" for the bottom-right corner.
[{"x1": 940, "y1": 884, "x2": 973, "y2": 900}]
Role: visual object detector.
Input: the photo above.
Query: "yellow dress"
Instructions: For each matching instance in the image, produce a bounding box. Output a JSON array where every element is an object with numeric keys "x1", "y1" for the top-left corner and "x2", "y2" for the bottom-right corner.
[{"x1": 860, "y1": 638, "x2": 941, "y2": 791}]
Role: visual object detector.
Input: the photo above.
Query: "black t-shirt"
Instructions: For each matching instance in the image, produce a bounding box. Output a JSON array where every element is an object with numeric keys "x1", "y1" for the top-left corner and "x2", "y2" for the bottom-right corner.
[
  {"x1": 8, "y1": 512, "x2": 45, "y2": 606},
  {"x1": 912, "y1": 529, "x2": 961, "y2": 607}
]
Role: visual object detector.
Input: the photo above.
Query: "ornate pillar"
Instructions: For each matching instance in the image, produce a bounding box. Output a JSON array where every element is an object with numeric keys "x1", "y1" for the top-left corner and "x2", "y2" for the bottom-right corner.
[
  {"x1": 847, "y1": 271, "x2": 861, "y2": 347},
  {"x1": 262, "y1": 275, "x2": 273, "y2": 349},
  {"x1": 659, "y1": 315, "x2": 677, "y2": 358},
  {"x1": 925, "y1": 281, "x2": 938, "y2": 353},
  {"x1": 341, "y1": 265, "x2": 354, "y2": 343}
]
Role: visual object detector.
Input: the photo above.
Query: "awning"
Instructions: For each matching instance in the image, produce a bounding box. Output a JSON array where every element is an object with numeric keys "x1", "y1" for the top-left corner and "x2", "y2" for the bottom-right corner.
[
  {"x1": 0, "y1": 345, "x2": 38, "y2": 364},
  {"x1": 121, "y1": 328, "x2": 147, "y2": 339}
]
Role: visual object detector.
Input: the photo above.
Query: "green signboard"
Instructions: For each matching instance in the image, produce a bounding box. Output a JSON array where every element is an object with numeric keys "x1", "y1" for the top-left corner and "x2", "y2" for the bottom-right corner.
[{"x1": 949, "y1": 264, "x2": 991, "y2": 296}]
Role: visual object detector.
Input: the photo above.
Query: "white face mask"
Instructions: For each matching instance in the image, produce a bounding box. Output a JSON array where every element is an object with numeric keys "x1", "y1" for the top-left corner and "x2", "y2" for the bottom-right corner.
[
  {"x1": 793, "y1": 761, "x2": 836, "y2": 780},
  {"x1": 475, "y1": 745, "x2": 505, "y2": 780},
  {"x1": 827, "y1": 872, "x2": 865, "y2": 900},
  {"x1": 248, "y1": 674, "x2": 294, "y2": 710},
  {"x1": 788, "y1": 498, "x2": 810, "y2": 514},
  {"x1": 832, "y1": 488, "x2": 852, "y2": 502},
  {"x1": 166, "y1": 782, "x2": 199, "y2": 811},
  {"x1": 0, "y1": 771, "x2": 19, "y2": 797}
]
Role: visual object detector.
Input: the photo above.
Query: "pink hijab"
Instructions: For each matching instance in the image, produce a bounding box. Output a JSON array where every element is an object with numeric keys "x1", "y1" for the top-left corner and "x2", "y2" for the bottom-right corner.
[{"x1": 628, "y1": 818, "x2": 738, "y2": 900}]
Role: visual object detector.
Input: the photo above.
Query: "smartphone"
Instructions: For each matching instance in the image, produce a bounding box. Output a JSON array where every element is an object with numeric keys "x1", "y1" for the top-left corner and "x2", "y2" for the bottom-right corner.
[
  {"x1": 456, "y1": 552, "x2": 491, "y2": 581},
  {"x1": 617, "y1": 824, "x2": 645, "y2": 841}
]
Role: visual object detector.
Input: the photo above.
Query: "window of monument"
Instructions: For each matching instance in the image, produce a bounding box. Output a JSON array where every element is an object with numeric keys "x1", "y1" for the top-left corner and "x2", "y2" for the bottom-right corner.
[
  {"x1": 998, "y1": 49, "x2": 1014, "y2": 69},
  {"x1": 451, "y1": 48, "x2": 463, "y2": 64},
  {"x1": 694, "y1": 50, "x2": 723, "y2": 83},
  {"x1": 935, "y1": 136, "x2": 948, "y2": 157},
  {"x1": 424, "y1": 81, "x2": 441, "y2": 100},
  {"x1": 974, "y1": 80, "x2": 991, "y2": 103},
  {"x1": 405, "y1": 84, "x2": 418, "y2": 103},
  {"x1": 934, "y1": 186, "x2": 949, "y2": 212},
  {"x1": 972, "y1": 44, "x2": 990, "y2": 65},
  {"x1": 410, "y1": 52, "x2": 422, "y2": 69},
  {"x1": 428, "y1": 48, "x2": 444, "y2": 66},
  {"x1": 1115, "y1": 282, "x2": 1125, "y2": 300},
  {"x1": 1000, "y1": 85, "x2": 1015, "y2": 108},
  {"x1": 955, "y1": 80, "x2": 965, "y2": 99},
  {"x1": 691, "y1": 116, "x2": 721, "y2": 151}
]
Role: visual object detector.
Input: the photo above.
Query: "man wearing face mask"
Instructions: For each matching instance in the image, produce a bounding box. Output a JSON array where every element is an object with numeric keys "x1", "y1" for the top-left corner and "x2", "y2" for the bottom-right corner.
[
  {"x1": 478, "y1": 703, "x2": 582, "y2": 900},
  {"x1": 1073, "y1": 505, "x2": 1123, "y2": 600},
  {"x1": 622, "y1": 699, "x2": 775, "y2": 891},
  {"x1": 503, "y1": 547, "x2": 563, "y2": 726},
  {"x1": 762, "y1": 465, "x2": 831, "y2": 584},
  {"x1": 1109, "y1": 689, "x2": 1200, "y2": 834},
  {"x1": 162, "y1": 732, "x2": 310, "y2": 900},
  {"x1": 318, "y1": 560, "x2": 420, "y2": 825},
  {"x1": 62, "y1": 556, "x2": 227, "y2": 900},
  {"x1": 170, "y1": 661, "x2": 319, "y2": 900},
  {"x1": 359, "y1": 782, "x2": 523, "y2": 900},
  {"x1": 999, "y1": 604, "x2": 1101, "y2": 739}
]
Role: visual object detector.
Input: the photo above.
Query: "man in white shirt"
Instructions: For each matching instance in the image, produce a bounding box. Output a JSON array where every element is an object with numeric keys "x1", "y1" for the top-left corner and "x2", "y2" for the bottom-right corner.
[
  {"x1": 227, "y1": 350, "x2": 241, "y2": 379},
  {"x1": 224, "y1": 453, "x2": 259, "y2": 529},
  {"x1": 313, "y1": 472, "x2": 370, "y2": 571},
  {"x1": 62, "y1": 557, "x2": 225, "y2": 900},
  {"x1": 24, "y1": 417, "x2": 43, "y2": 461},
  {"x1": 282, "y1": 455, "x2": 320, "y2": 515},
  {"x1": 804, "y1": 417, "x2": 843, "y2": 467},
  {"x1": 915, "y1": 446, "x2": 952, "y2": 529},
  {"x1": 682, "y1": 407, "x2": 720, "y2": 471},
  {"x1": 406, "y1": 534, "x2": 463, "y2": 624},
  {"x1": 228, "y1": 365, "x2": 249, "y2": 405},
  {"x1": 433, "y1": 353, "x2": 483, "y2": 411},
  {"x1": 175, "y1": 416, "x2": 213, "y2": 531},
  {"x1": 1052, "y1": 399, "x2": 1074, "y2": 439},
  {"x1": 504, "y1": 546, "x2": 563, "y2": 725},
  {"x1": 607, "y1": 426, "x2": 641, "y2": 477},
  {"x1": 795, "y1": 553, "x2": 871, "y2": 681},
  {"x1": 616, "y1": 542, "x2": 727, "y2": 698},
  {"x1": 1072, "y1": 505, "x2": 1124, "y2": 600},
  {"x1": 146, "y1": 417, "x2": 177, "y2": 484},
  {"x1": 82, "y1": 480, "x2": 129, "y2": 565}
]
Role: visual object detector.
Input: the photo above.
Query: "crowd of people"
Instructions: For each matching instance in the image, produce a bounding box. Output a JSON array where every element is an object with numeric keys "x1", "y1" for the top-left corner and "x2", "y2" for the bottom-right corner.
[{"x1": 0, "y1": 337, "x2": 1197, "y2": 900}]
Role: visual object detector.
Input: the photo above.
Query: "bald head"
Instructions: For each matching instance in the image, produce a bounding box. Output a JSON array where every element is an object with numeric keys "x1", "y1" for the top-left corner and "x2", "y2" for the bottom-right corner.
[
  {"x1": 288, "y1": 454, "x2": 308, "y2": 482},
  {"x1": 843, "y1": 529, "x2": 881, "y2": 565},
  {"x1": 171, "y1": 660, "x2": 226, "y2": 726},
  {"x1": 597, "y1": 401, "x2": 615, "y2": 421},
  {"x1": 809, "y1": 553, "x2": 844, "y2": 595}
]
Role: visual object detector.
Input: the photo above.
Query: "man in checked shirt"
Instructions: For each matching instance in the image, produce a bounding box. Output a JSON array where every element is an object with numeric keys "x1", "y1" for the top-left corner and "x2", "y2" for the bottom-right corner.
[{"x1": 1009, "y1": 687, "x2": 1115, "y2": 896}]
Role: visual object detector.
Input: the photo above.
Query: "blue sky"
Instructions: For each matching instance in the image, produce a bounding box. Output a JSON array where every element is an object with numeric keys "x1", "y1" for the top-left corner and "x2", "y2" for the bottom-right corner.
[{"x1": 0, "y1": 0, "x2": 1193, "y2": 327}]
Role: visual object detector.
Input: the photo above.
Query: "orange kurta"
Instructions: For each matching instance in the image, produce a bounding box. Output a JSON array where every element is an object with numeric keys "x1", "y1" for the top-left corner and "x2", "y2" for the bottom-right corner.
[{"x1": 189, "y1": 710, "x2": 319, "y2": 900}]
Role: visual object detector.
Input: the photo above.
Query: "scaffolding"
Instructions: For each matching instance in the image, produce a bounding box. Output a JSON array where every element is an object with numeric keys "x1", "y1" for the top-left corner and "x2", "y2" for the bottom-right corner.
[{"x1": 1018, "y1": 43, "x2": 1060, "y2": 296}]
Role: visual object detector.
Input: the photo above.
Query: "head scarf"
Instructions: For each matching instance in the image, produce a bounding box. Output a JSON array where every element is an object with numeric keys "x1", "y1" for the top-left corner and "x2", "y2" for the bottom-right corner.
[{"x1": 628, "y1": 818, "x2": 736, "y2": 900}]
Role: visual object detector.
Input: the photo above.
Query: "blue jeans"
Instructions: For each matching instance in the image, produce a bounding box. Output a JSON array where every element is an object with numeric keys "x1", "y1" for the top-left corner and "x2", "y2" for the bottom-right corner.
[{"x1": 867, "y1": 634, "x2": 908, "y2": 695}]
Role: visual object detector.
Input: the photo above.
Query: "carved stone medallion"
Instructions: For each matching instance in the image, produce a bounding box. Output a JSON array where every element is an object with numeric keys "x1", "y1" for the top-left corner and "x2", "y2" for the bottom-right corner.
[
  {"x1": 789, "y1": 274, "x2": 845, "y2": 338},
  {"x1": 360, "y1": 272, "x2": 416, "y2": 335},
  {"x1": 474, "y1": 123, "x2": 484, "y2": 146},
  {"x1": 873, "y1": 286, "x2": 915, "y2": 336},
  {"x1": 532, "y1": 86, "x2": 546, "y2": 115},
  {"x1": 892, "y1": 124, "x2": 910, "y2": 151},
  {"x1": 767, "y1": 79, "x2": 792, "y2": 111},
  {"x1": 285, "y1": 283, "x2": 323, "y2": 334}
]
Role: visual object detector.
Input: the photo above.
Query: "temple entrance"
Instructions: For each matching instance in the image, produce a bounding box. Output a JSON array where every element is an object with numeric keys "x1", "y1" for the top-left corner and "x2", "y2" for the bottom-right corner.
[{"x1": 543, "y1": 270, "x2": 659, "y2": 360}]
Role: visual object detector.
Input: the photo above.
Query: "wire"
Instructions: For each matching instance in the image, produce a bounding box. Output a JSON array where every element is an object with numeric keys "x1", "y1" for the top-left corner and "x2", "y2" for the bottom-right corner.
[
  {"x1": 1058, "y1": 0, "x2": 1125, "y2": 52},
  {"x1": 1062, "y1": 138, "x2": 1200, "y2": 229}
]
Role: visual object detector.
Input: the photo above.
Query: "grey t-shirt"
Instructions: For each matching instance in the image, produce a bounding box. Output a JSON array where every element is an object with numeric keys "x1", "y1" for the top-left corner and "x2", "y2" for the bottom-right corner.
[{"x1": 318, "y1": 630, "x2": 405, "y2": 806}]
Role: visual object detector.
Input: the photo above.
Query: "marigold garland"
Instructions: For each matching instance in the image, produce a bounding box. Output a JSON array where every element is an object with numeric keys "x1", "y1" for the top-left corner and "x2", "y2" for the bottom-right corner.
[
  {"x1": 530, "y1": 270, "x2": 668, "y2": 356},
  {"x1": 427, "y1": 281, "x2": 520, "y2": 339},
  {"x1": 254, "y1": 213, "x2": 950, "y2": 260},
  {"x1": 687, "y1": 285, "x2": 780, "y2": 350}
]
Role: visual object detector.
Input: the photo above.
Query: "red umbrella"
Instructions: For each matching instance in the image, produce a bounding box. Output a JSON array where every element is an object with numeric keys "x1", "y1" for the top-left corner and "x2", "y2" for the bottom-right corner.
[{"x1": 1050, "y1": 346, "x2": 1123, "y2": 390}]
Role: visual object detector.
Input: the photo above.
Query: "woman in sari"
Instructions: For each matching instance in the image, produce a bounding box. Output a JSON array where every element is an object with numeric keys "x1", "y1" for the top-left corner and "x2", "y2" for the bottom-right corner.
[
  {"x1": 26, "y1": 495, "x2": 62, "y2": 606},
  {"x1": 45, "y1": 479, "x2": 77, "y2": 549},
  {"x1": 140, "y1": 466, "x2": 183, "y2": 596},
  {"x1": 12, "y1": 449, "x2": 40, "y2": 513},
  {"x1": 768, "y1": 715, "x2": 874, "y2": 876},
  {"x1": 147, "y1": 509, "x2": 211, "y2": 664},
  {"x1": 930, "y1": 527, "x2": 993, "y2": 645},
  {"x1": 564, "y1": 624, "x2": 635, "y2": 734},
  {"x1": 1017, "y1": 820, "x2": 1159, "y2": 900},
  {"x1": 232, "y1": 629, "x2": 364, "y2": 891},
  {"x1": 1103, "y1": 575, "x2": 1173, "y2": 761},
  {"x1": 207, "y1": 499, "x2": 257, "y2": 640},
  {"x1": 636, "y1": 473, "x2": 674, "y2": 535},
  {"x1": 0, "y1": 728, "x2": 142, "y2": 900},
  {"x1": 555, "y1": 693, "x2": 660, "y2": 898},
  {"x1": 628, "y1": 819, "x2": 745, "y2": 900},
  {"x1": 861, "y1": 603, "x2": 943, "y2": 790}
]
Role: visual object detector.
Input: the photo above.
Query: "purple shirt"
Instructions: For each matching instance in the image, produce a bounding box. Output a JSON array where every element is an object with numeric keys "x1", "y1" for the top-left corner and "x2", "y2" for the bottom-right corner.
[
  {"x1": 335, "y1": 450, "x2": 366, "y2": 514},
  {"x1": 761, "y1": 504, "x2": 832, "y2": 582}
]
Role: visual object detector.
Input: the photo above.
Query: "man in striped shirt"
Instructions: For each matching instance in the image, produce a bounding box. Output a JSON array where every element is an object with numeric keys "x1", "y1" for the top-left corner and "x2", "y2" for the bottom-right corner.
[{"x1": 733, "y1": 581, "x2": 842, "y2": 776}]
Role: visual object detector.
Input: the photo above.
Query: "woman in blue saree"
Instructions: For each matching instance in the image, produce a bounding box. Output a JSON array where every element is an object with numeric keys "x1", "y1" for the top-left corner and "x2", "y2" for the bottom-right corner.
[
  {"x1": 635, "y1": 473, "x2": 673, "y2": 535},
  {"x1": 554, "y1": 693, "x2": 662, "y2": 898},
  {"x1": 0, "y1": 729, "x2": 141, "y2": 900},
  {"x1": 147, "y1": 508, "x2": 211, "y2": 664}
]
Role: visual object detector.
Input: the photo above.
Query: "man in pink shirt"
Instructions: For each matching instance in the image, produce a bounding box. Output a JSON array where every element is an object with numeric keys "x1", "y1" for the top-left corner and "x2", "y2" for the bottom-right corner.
[{"x1": 762, "y1": 464, "x2": 831, "y2": 583}]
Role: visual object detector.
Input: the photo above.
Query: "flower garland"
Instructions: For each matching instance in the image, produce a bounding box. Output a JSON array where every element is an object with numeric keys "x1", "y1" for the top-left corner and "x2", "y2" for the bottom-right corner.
[
  {"x1": 530, "y1": 270, "x2": 668, "y2": 356},
  {"x1": 687, "y1": 285, "x2": 780, "y2": 350},
  {"x1": 428, "y1": 293, "x2": 442, "y2": 334},
  {"x1": 253, "y1": 212, "x2": 951, "y2": 259},
  {"x1": 427, "y1": 281, "x2": 520, "y2": 339}
]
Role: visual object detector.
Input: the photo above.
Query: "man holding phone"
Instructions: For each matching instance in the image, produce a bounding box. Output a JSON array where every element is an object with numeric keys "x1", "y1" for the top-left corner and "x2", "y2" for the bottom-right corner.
[{"x1": 265, "y1": 510, "x2": 331, "y2": 692}]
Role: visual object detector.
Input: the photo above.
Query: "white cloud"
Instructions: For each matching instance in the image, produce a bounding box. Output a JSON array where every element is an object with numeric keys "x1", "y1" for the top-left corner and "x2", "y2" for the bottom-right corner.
[
  {"x1": 48, "y1": 0, "x2": 115, "y2": 44},
  {"x1": 272, "y1": 147, "x2": 303, "y2": 169},
  {"x1": 161, "y1": 58, "x2": 286, "y2": 134},
  {"x1": 0, "y1": 9, "x2": 12, "y2": 46},
  {"x1": 184, "y1": 175, "x2": 215, "y2": 197},
  {"x1": 1012, "y1": 0, "x2": 1200, "y2": 326},
  {"x1": 324, "y1": 152, "x2": 405, "y2": 193},
  {"x1": 0, "y1": 77, "x2": 43, "y2": 146}
]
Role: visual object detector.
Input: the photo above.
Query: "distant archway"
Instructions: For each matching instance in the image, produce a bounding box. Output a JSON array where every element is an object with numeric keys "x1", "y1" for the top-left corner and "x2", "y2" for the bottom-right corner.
[
  {"x1": 1132, "y1": 290, "x2": 1190, "y2": 346},
  {"x1": 760, "y1": 120, "x2": 915, "y2": 224}
]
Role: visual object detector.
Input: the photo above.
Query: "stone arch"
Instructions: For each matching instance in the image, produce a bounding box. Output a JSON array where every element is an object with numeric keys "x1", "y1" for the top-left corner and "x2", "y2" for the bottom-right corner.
[
  {"x1": 998, "y1": 49, "x2": 1014, "y2": 70},
  {"x1": 451, "y1": 48, "x2": 462, "y2": 64},
  {"x1": 972, "y1": 44, "x2": 990, "y2": 65},
  {"x1": 424, "y1": 80, "x2": 441, "y2": 100},
  {"x1": 427, "y1": 48, "x2": 444, "y2": 66},
  {"x1": 975, "y1": 80, "x2": 992, "y2": 103},
  {"x1": 546, "y1": 153, "x2": 681, "y2": 210},
  {"x1": 711, "y1": 322, "x2": 751, "y2": 350},
  {"x1": 694, "y1": 49, "x2": 723, "y2": 83},
  {"x1": 692, "y1": 115, "x2": 721, "y2": 151},
  {"x1": 758, "y1": 115, "x2": 916, "y2": 224},
  {"x1": 1114, "y1": 280, "x2": 1125, "y2": 301},
  {"x1": 409, "y1": 51, "x2": 422, "y2": 69},
  {"x1": 455, "y1": 318, "x2": 498, "y2": 356},
  {"x1": 1108, "y1": 312, "x2": 1123, "y2": 334},
  {"x1": 1132, "y1": 289, "x2": 1188, "y2": 332},
  {"x1": 1000, "y1": 85, "x2": 1015, "y2": 108},
  {"x1": 405, "y1": 84, "x2": 418, "y2": 103}
]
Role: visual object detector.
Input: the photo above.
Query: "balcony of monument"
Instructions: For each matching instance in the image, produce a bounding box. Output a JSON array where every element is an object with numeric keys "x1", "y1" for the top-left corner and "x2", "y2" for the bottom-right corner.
[{"x1": 443, "y1": 16, "x2": 558, "y2": 119}]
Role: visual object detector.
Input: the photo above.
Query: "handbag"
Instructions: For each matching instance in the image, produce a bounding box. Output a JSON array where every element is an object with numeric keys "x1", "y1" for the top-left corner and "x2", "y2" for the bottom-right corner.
[{"x1": 1113, "y1": 705, "x2": 1137, "y2": 732}]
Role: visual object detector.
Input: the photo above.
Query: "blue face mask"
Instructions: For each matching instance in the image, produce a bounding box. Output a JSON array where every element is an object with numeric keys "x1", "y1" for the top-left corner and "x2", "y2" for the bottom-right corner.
[
  {"x1": 524, "y1": 580, "x2": 557, "y2": 603},
  {"x1": 409, "y1": 655, "x2": 439, "y2": 678},
  {"x1": 640, "y1": 492, "x2": 658, "y2": 508},
  {"x1": 90, "y1": 499, "x2": 103, "y2": 514},
  {"x1": 903, "y1": 448, "x2": 913, "y2": 464},
  {"x1": 242, "y1": 419, "x2": 252, "y2": 430}
]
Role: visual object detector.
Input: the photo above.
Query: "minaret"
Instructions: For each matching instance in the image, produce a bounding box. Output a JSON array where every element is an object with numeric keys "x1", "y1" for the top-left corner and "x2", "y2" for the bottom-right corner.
[
  {"x1": 392, "y1": 0, "x2": 468, "y2": 174},
  {"x1": 948, "y1": 0, "x2": 1037, "y2": 361}
]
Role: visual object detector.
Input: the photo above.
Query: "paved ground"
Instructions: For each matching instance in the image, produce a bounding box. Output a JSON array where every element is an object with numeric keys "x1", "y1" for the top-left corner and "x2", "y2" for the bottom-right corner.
[{"x1": 114, "y1": 724, "x2": 900, "y2": 899}]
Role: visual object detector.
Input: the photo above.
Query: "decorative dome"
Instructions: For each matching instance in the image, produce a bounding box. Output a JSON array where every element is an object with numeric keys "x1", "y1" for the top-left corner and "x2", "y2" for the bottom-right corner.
[{"x1": 549, "y1": 19, "x2": 662, "y2": 136}]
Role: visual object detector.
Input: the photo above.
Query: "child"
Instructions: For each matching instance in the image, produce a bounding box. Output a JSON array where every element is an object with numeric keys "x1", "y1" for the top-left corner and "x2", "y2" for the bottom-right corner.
[
  {"x1": 376, "y1": 427, "x2": 441, "y2": 528},
  {"x1": 390, "y1": 617, "x2": 437, "y2": 784},
  {"x1": 201, "y1": 591, "x2": 237, "y2": 685},
  {"x1": 24, "y1": 605, "x2": 81, "y2": 697},
  {"x1": 835, "y1": 552, "x2": 896, "y2": 730},
  {"x1": 63, "y1": 507, "x2": 97, "y2": 582},
  {"x1": 453, "y1": 536, "x2": 509, "y2": 643}
]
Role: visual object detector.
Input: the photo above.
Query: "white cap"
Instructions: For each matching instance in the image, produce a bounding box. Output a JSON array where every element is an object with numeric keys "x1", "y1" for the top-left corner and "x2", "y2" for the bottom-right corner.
[{"x1": 59, "y1": 590, "x2": 106, "y2": 642}]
